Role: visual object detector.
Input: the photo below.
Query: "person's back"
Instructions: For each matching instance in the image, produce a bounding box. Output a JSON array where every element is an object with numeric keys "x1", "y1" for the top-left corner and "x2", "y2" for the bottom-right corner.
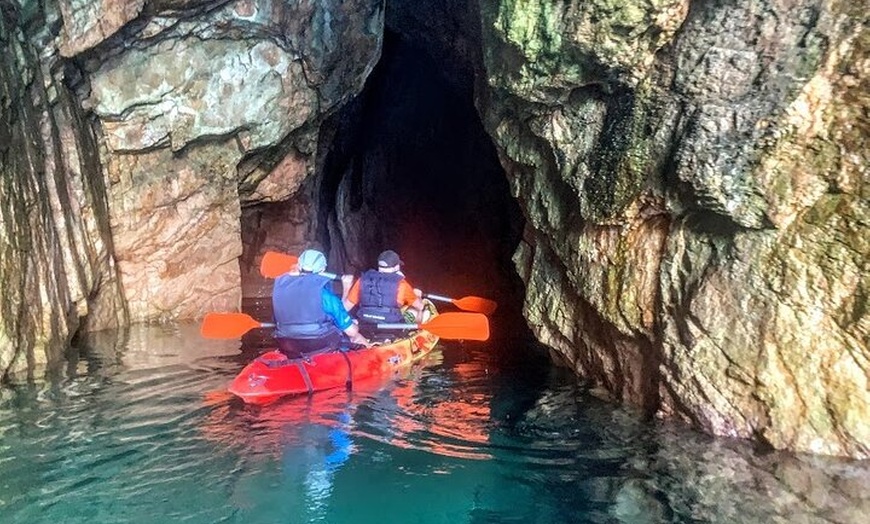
[
  {"x1": 273, "y1": 272, "x2": 336, "y2": 339},
  {"x1": 356, "y1": 269, "x2": 405, "y2": 324},
  {"x1": 272, "y1": 249, "x2": 369, "y2": 358},
  {"x1": 344, "y1": 250, "x2": 424, "y2": 339}
]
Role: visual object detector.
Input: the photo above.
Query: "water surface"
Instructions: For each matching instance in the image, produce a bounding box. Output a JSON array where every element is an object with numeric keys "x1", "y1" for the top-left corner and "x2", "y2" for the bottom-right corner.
[{"x1": 0, "y1": 323, "x2": 867, "y2": 523}]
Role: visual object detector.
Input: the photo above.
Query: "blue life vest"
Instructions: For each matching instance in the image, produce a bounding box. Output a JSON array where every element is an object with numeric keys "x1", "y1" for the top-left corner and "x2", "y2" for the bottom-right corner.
[
  {"x1": 272, "y1": 273, "x2": 338, "y2": 339},
  {"x1": 357, "y1": 270, "x2": 404, "y2": 324}
]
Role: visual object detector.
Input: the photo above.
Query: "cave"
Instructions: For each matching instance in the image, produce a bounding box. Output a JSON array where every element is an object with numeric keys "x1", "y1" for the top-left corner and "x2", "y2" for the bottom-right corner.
[
  {"x1": 0, "y1": 0, "x2": 865, "y2": 465},
  {"x1": 240, "y1": 27, "x2": 529, "y2": 341}
]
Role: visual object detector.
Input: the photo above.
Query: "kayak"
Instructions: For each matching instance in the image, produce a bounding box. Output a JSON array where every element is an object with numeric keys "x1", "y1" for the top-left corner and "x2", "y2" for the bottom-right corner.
[
  {"x1": 228, "y1": 331, "x2": 439, "y2": 405},
  {"x1": 228, "y1": 307, "x2": 440, "y2": 405}
]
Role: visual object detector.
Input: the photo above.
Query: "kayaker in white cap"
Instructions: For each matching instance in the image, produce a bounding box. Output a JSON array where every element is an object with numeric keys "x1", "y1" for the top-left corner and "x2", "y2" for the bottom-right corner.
[{"x1": 272, "y1": 249, "x2": 369, "y2": 358}]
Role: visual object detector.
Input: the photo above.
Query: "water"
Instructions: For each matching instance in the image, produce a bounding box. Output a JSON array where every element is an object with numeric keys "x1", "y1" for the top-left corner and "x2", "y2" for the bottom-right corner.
[{"x1": 0, "y1": 323, "x2": 868, "y2": 524}]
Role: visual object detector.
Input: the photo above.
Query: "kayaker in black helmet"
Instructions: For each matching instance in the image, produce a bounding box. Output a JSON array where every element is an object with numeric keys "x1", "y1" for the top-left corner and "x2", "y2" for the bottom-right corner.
[
  {"x1": 343, "y1": 250, "x2": 425, "y2": 339},
  {"x1": 272, "y1": 249, "x2": 369, "y2": 358}
]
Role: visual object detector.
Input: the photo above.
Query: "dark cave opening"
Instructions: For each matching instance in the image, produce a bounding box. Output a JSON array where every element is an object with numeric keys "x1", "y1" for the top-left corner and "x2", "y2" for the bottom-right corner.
[
  {"x1": 317, "y1": 29, "x2": 530, "y2": 340},
  {"x1": 240, "y1": 26, "x2": 531, "y2": 343}
]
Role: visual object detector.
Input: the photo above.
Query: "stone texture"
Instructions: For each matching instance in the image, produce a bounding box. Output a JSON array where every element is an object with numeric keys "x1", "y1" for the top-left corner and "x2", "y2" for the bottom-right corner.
[
  {"x1": 647, "y1": 425, "x2": 870, "y2": 523},
  {"x1": 57, "y1": 0, "x2": 147, "y2": 57},
  {"x1": 74, "y1": 0, "x2": 383, "y2": 323},
  {"x1": 0, "y1": 0, "x2": 383, "y2": 374},
  {"x1": 0, "y1": 2, "x2": 126, "y2": 377},
  {"x1": 480, "y1": 0, "x2": 869, "y2": 457}
]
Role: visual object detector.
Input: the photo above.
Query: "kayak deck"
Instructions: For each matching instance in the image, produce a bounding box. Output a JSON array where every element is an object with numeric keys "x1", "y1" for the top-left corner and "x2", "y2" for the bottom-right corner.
[{"x1": 228, "y1": 329, "x2": 439, "y2": 405}]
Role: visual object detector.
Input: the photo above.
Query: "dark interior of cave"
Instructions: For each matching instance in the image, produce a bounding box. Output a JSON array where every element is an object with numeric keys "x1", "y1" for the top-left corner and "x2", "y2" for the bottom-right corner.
[{"x1": 242, "y1": 28, "x2": 534, "y2": 346}]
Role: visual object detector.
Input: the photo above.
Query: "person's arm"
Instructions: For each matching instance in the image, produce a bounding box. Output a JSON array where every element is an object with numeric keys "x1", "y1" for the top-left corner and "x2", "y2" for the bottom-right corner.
[
  {"x1": 398, "y1": 281, "x2": 424, "y2": 322},
  {"x1": 342, "y1": 322, "x2": 369, "y2": 346},
  {"x1": 323, "y1": 289, "x2": 370, "y2": 346}
]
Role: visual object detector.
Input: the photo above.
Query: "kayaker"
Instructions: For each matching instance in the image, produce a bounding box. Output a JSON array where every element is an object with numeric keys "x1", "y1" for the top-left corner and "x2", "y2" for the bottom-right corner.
[
  {"x1": 343, "y1": 250, "x2": 425, "y2": 337},
  {"x1": 272, "y1": 249, "x2": 370, "y2": 358}
]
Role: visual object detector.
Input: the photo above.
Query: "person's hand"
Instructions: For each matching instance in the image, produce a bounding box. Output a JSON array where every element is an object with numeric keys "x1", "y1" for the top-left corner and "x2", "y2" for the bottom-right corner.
[
  {"x1": 341, "y1": 274, "x2": 354, "y2": 287},
  {"x1": 413, "y1": 288, "x2": 422, "y2": 298},
  {"x1": 352, "y1": 333, "x2": 371, "y2": 347}
]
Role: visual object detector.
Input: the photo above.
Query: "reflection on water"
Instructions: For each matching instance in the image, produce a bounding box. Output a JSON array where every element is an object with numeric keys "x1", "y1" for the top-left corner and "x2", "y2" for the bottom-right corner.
[{"x1": 0, "y1": 323, "x2": 868, "y2": 524}]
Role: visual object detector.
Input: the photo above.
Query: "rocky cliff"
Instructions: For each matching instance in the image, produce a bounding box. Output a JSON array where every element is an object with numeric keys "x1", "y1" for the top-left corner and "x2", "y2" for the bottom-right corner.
[
  {"x1": 0, "y1": 0, "x2": 382, "y2": 375},
  {"x1": 0, "y1": 1, "x2": 126, "y2": 376},
  {"x1": 479, "y1": 0, "x2": 868, "y2": 457},
  {"x1": 0, "y1": 0, "x2": 866, "y2": 458}
]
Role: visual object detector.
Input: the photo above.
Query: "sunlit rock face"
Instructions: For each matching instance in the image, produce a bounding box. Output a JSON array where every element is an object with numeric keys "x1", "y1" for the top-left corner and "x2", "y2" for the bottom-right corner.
[
  {"x1": 480, "y1": 0, "x2": 868, "y2": 457},
  {"x1": 0, "y1": 2, "x2": 127, "y2": 376},
  {"x1": 0, "y1": 0, "x2": 383, "y2": 376},
  {"x1": 68, "y1": 0, "x2": 383, "y2": 321}
]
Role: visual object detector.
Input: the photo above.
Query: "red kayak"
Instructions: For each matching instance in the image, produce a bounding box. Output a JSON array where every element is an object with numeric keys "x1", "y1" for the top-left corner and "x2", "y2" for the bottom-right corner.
[{"x1": 228, "y1": 329, "x2": 440, "y2": 405}]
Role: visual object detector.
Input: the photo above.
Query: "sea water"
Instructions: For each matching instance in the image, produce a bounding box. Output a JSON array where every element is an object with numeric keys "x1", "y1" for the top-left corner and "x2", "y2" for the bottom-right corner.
[{"x1": 0, "y1": 322, "x2": 867, "y2": 524}]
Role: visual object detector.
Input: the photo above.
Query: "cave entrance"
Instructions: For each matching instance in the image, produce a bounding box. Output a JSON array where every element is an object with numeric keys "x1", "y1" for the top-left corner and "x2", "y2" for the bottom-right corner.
[
  {"x1": 325, "y1": 30, "x2": 524, "y2": 298},
  {"x1": 241, "y1": 28, "x2": 528, "y2": 340}
]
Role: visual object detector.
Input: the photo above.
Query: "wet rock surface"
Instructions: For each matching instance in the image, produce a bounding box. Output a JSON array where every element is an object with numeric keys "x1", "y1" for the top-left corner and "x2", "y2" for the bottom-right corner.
[
  {"x1": 479, "y1": 0, "x2": 868, "y2": 457},
  {"x1": 1, "y1": 0, "x2": 382, "y2": 374}
]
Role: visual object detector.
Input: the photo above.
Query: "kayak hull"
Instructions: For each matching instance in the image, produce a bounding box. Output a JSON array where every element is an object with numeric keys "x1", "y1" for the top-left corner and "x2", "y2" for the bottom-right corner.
[{"x1": 228, "y1": 330, "x2": 439, "y2": 405}]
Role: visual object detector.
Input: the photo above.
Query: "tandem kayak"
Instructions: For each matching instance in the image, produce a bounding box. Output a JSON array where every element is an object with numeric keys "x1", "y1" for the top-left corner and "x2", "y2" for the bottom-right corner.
[{"x1": 228, "y1": 309, "x2": 440, "y2": 405}]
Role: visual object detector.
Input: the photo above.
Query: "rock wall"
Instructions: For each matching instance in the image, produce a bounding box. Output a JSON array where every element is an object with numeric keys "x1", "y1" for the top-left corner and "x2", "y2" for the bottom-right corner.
[
  {"x1": 76, "y1": 0, "x2": 383, "y2": 321},
  {"x1": 0, "y1": 1, "x2": 126, "y2": 377},
  {"x1": 480, "y1": 0, "x2": 868, "y2": 457},
  {"x1": 1, "y1": 0, "x2": 866, "y2": 459},
  {"x1": 0, "y1": 0, "x2": 383, "y2": 377}
]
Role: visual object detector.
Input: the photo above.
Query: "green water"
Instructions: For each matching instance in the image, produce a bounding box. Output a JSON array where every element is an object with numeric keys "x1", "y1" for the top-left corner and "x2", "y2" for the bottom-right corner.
[{"x1": 0, "y1": 323, "x2": 867, "y2": 524}]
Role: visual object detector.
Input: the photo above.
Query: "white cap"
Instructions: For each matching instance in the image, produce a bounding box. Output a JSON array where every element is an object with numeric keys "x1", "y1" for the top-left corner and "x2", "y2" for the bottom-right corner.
[{"x1": 298, "y1": 249, "x2": 327, "y2": 273}]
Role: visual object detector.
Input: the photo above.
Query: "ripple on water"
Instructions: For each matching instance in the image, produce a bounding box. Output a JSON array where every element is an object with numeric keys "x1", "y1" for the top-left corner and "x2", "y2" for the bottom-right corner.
[{"x1": 0, "y1": 328, "x2": 868, "y2": 524}]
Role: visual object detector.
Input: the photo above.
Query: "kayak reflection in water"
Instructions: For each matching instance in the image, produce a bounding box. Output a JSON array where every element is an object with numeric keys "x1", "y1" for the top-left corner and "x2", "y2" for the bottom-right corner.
[{"x1": 282, "y1": 411, "x2": 354, "y2": 517}]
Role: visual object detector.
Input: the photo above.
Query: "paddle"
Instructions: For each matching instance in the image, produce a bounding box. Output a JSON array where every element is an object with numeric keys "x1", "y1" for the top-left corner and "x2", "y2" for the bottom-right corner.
[
  {"x1": 377, "y1": 312, "x2": 490, "y2": 341},
  {"x1": 200, "y1": 312, "x2": 274, "y2": 339},
  {"x1": 259, "y1": 251, "x2": 338, "y2": 279},
  {"x1": 260, "y1": 251, "x2": 298, "y2": 278},
  {"x1": 200, "y1": 311, "x2": 489, "y2": 341},
  {"x1": 258, "y1": 251, "x2": 497, "y2": 314},
  {"x1": 423, "y1": 293, "x2": 497, "y2": 315}
]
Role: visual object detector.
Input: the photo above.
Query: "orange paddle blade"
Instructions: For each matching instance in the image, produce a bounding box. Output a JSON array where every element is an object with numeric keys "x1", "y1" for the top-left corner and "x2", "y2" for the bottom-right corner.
[
  {"x1": 425, "y1": 293, "x2": 497, "y2": 315},
  {"x1": 201, "y1": 312, "x2": 269, "y2": 339},
  {"x1": 451, "y1": 296, "x2": 497, "y2": 315},
  {"x1": 422, "y1": 312, "x2": 490, "y2": 341},
  {"x1": 260, "y1": 251, "x2": 298, "y2": 278}
]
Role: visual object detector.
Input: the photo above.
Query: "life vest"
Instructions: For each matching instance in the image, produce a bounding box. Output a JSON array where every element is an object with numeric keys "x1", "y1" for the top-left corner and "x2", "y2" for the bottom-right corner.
[
  {"x1": 272, "y1": 273, "x2": 338, "y2": 339},
  {"x1": 357, "y1": 270, "x2": 404, "y2": 324}
]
